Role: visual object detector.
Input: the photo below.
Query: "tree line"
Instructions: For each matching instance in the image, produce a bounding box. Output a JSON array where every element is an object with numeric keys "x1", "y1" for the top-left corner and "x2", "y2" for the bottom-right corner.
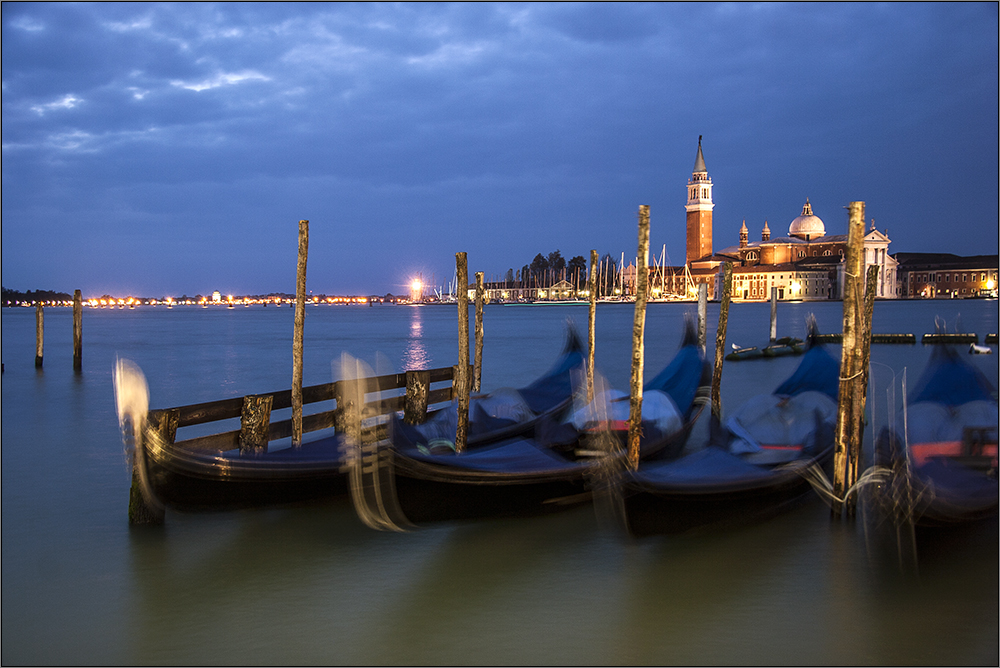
[
  {"x1": 2, "y1": 287, "x2": 74, "y2": 306},
  {"x1": 496, "y1": 251, "x2": 623, "y2": 295}
]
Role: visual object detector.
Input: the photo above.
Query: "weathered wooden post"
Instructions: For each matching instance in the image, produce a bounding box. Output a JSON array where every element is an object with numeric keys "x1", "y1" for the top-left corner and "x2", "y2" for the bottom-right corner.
[
  {"x1": 35, "y1": 303, "x2": 44, "y2": 368},
  {"x1": 73, "y1": 290, "x2": 83, "y2": 371},
  {"x1": 845, "y1": 263, "x2": 880, "y2": 514},
  {"x1": 587, "y1": 249, "x2": 598, "y2": 403},
  {"x1": 129, "y1": 409, "x2": 175, "y2": 525},
  {"x1": 292, "y1": 219, "x2": 309, "y2": 447},
  {"x1": 455, "y1": 252, "x2": 470, "y2": 452},
  {"x1": 833, "y1": 202, "x2": 865, "y2": 516},
  {"x1": 770, "y1": 287, "x2": 778, "y2": 342},
  {"x1": 473, "y1": 271, "x2": 485, "y2": 393},
  {"x1": 239, "y1": 394, "x2": 273, "y2": 454},
  {"x1": 628, "y1": 206, "x2": 650, "y2": 471},
  {"x1": 697, "y1": 282, "x2": 708, "y2": 354},
  {"x1": 711, "y1": 262, "x2": 733, "y2": 420},
  {"x1": 404, "y1": 369, "x2": 431, "y2": 424}
]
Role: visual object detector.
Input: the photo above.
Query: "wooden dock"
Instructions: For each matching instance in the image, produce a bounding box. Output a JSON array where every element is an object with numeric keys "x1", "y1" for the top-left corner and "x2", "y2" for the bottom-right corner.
[
  {"x1": 813, "y1": 333, "x2": 917, "y2": 344},
  {"x1": 148, "y1": 365, "x2": 469, "y2": 454}
]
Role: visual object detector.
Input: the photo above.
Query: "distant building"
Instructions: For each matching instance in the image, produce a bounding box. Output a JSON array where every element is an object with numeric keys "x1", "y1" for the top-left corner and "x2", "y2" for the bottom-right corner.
[
  {"x1": 652, "y1": 137, "x2": 898, "y2": 302},
  {"x1": 893, "y1": 253, "x2": 998, "y2": 299},
  {"x1": 686, "y1": 135, "x2": 714, "y2": 266}
]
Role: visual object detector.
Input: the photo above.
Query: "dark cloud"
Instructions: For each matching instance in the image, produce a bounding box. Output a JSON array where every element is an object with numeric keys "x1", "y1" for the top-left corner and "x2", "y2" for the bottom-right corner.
[{"x1": 2, "y1": 2, "x2": 996, "y2": 297}]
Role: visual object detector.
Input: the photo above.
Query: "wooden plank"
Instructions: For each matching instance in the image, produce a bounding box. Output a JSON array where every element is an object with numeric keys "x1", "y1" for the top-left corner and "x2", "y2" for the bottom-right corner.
[{"x1": 171, "y1": 369, "x2": 454, "y2": 428}]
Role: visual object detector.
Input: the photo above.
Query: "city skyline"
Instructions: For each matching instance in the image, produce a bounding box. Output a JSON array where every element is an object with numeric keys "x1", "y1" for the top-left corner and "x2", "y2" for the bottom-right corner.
[{"x1": 3, "y1": 3, "x2": 997, "y2": 297}]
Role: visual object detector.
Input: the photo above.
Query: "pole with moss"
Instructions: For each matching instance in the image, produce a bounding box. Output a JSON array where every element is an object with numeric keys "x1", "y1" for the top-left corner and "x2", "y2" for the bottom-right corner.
[
  {"x1": 455, "y1": 252, "x2": 470, "y2": 452},
  {"x1": 587, "y1": 249, "x2": 598, "y2": 403},
  {"x1": 711, "y1": 262, "x2": 733, "y2": 420},
  {"x1": 627, "y1": 206, "x2": 650, "y2": 471},
  {"x1": 832, "y1": 202, "x2": 865, "y2": 516},
  {"x1": 292, "y1": 219, "x2": 309, "y2": 447},
  {"x1": 473, "y1": 271, "x2": 484, "y2": 393},
  {"x1": 35, "y1": 303, "x2": 44, "y2": 368},
  {"x1": 73, "y1": 290, "x2": 82, "y2": 372}
]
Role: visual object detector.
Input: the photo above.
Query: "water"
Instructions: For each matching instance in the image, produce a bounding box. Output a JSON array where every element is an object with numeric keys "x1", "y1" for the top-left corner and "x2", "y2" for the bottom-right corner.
[{"x1": 2, "y1": 300, "x2": 998, "y2": 665}]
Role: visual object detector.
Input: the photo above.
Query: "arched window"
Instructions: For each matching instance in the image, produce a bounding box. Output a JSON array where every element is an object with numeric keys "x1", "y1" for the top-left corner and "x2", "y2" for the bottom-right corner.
[{"x1": 823, "y1": 250, "x2": 831, "y2": 256}]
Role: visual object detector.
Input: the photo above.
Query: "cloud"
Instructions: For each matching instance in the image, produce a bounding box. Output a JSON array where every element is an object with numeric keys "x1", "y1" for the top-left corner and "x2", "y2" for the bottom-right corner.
[
  {"x1": 11, "y1": 16, "x2": 45, "y2": 32},
  {"x1": 30, "y1": 94, "x2": 82, "y2": 115},
  {"x1": 1, "y1": 2, "x2": 996, "y2": 297},
  {"x1": 169, "y1": 70, "x2": 271, "y2": 92}
]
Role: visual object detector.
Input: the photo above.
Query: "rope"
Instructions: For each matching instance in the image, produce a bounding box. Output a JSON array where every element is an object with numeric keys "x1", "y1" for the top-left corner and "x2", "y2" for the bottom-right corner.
[{"x1": 796, "y1": 463, "x2": 894, "y2": 507}]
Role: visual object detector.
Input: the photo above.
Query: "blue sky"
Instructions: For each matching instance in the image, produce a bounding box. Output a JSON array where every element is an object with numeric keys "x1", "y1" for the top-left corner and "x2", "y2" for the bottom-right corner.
[{"x1": 2, "y1": 2, "x2": 997, "y2": 298}]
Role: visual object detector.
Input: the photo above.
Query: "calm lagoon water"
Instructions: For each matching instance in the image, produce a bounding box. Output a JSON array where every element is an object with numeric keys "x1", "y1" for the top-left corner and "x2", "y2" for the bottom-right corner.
[{"x1": 2, "y1": 299, "x2": 997, "y2": 665}]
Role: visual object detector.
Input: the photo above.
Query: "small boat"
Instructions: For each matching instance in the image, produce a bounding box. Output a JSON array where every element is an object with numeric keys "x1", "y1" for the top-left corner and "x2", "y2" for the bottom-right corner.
[
  {"x1": 725, "y1": 344, "x2": 761, "y2": 361},
  {"x1": 354, "y1": 321, "x2": 711, "y2": 529},
  {"x1": 615, "y1": 320, "x2": 839, "y2": 536},
  {"x1": 122, "y1": 328, "x2": 586, "y2": 515},
  {"x1": 870, "y1": 337, "x2": 998, "y2": 529},
  {"x1": 726, "y1": 337, "x2": 804, "y2": 361}
]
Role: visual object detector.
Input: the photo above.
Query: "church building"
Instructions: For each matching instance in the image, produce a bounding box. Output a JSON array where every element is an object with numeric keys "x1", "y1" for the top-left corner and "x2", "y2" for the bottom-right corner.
[{"x1": 655, "y1": 137, "x2": 898, "y2": 301}]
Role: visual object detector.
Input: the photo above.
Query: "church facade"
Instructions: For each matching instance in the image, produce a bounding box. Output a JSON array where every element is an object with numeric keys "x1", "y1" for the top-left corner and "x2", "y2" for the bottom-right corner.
[{"x1": 661, "y1": 138, "x2": 898, "y2": 302}]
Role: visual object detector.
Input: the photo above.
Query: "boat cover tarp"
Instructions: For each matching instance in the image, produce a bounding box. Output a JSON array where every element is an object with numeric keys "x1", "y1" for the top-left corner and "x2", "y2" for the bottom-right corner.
[
  {"x1": 772, "y1": 344, "x2": 840, "y2": 400},
  {"x1": 401, "y1": 437, "x2": 586, "y2": 475},
  {"x1": 392, "y1": 395, "x2": 526, "y2": 447},
  {"x1": 568, "y1": 389, "x2": 683, "y2": 436},
  {"x1": 725, "y1": 391, "x2": 838, "y2": 454},
  {"x1": 913, "y1": 458, "x2": 999, "y2": 507},
  {"x1": 633, "y1": 447, "x2": 777, "y2": 486},
  {"x1": 516, "y1": 329, "x2": 586, "y2": 414},
  {"x1": 643, "y1": 343, "x2": 709, "y2": 418},
  {"x1": 908, "y1": 343, "x2": 997, "y2": 407},
  {"x1": 905, "y1": 400, "x2": 999, "y2": 443}
]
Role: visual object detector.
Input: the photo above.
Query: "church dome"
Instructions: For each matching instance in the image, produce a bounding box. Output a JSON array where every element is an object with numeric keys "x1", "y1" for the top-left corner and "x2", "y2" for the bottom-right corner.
[{"x1": 788, "y1": 199, "x2": 825, "y2": 239}]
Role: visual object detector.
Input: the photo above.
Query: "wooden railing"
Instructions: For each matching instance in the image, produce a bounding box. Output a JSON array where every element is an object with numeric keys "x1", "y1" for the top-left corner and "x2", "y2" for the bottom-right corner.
[{"x1": 147, "y1": 365, "x2": 471, "y2": 453}]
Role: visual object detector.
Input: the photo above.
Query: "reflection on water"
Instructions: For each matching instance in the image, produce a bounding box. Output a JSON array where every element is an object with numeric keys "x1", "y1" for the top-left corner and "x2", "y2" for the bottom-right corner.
[{"x1": 402, "y1": 307, "x2": 430, "y2": 370}]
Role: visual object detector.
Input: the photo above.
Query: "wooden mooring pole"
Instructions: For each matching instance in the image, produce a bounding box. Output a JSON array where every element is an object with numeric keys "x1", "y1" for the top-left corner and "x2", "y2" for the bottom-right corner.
[
  {"x1": 404, "y1": 370, "x2": 431, "y2": 424},
  {"x1": 35, "y1": 303, "x2": 44, "y2": 368},
  {"x1": 587, "y1": 249, "x2": 598, "y2": 403},
  {"x1": 292, "y1": 219, "x2": 309, "y2": 447},
  {"x1": 627, "y1": 206, "x2": 650, "y2": 471},
  {"x1": 455, "y1": 252, "x2": 470, "y2": 453},
  {"x1": 846, "y1": 263, "x2": 880, "y2": 514},
  {"x1": 697, "y1": 282, "x2": 708, "y2": 354},
  {"x1": 473, "y1": 271, "x2": 485, "y2": 393},
  {"x1": 129, "y1": 410, "x2": 173, "y2": 525},
  {"x1": 832, "y1": 202, "x2": 866, "y2": 517},
  {"x1": 73, "y1": 290, "x2": 82, "y2": 372},
  {"x1": 711, "y1": 262, "x2": 733, "y2": 420},
  {"x1": 769, "y1": 287, "x2": 778, "y2": 342}
]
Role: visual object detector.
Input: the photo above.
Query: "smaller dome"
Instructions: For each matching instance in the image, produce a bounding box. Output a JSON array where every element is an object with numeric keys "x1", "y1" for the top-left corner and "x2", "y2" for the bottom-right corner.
[{"x1": 789, "y1": 199, "x2": 825, "y2": 239}]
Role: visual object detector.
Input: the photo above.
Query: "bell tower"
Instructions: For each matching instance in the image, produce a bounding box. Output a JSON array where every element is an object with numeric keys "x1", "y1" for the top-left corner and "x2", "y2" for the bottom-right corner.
[{"x1": 685, "y1": 136, "x2": 714, "y2": 265}]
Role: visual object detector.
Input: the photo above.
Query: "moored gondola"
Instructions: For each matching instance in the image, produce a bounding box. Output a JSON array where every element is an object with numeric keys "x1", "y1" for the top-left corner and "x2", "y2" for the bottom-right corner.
[
  {"x1": 353, "y1": 320, "x2": 711, "y2": 529},
  {"x1": 869, "y1": 333, "x2": 998, "y2": 529},
  {"x1": 615, "y1": 319, "x2": 839, "y2": 536},
  {"x1": 124, "y1": 327, "x2": 588, "y2": 515}
]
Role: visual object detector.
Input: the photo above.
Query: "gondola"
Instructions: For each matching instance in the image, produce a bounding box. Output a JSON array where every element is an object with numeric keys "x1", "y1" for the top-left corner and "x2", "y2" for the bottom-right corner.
[
  {"x1": 123, "y1": 327, "x2": 587, "y2": 515},
  {"x1": 352, "y1": 321, "x2": 712, "y2": 529},
  {"x1": 870, "y1": 337, "x2": 998, "y2": 529},
  {"x1": 615, "y1": 320, "x2": 839, "y2": 536}
]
